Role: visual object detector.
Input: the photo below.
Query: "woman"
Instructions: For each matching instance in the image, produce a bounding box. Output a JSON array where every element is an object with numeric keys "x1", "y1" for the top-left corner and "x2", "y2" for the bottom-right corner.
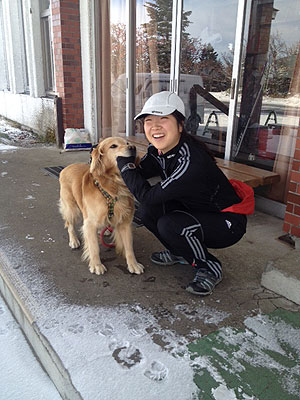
[{"x1": 117, "y1": 91, "x2": 253, "y2": 296}]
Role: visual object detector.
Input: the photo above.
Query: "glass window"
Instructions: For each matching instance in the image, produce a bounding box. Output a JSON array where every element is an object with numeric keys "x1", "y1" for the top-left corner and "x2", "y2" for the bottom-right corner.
[
  {"x1": 179, "y1": 0, "x2": 239, "y2": 154},
  {"x1": 134, "y1": 0, "x2": 173, "y2": 133},
  {"x1": 19, "y1": 0, "x2": 29, "y2": 92},
  {"x1": 235, "y1": 0, "x2": 300, "y2": 203},
  {"x1": 40, "y1": 0, "x2": 54, "y2": 92}
]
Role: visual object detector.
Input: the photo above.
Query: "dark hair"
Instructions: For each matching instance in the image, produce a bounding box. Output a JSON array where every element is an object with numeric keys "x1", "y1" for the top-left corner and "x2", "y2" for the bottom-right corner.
[{"x1": 172, "y1": 110, "x2": 216, "y2": 162}]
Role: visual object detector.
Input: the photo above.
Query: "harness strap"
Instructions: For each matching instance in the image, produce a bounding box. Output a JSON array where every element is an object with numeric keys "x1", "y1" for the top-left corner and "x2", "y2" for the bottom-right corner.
[{"x1": 94, "y1": 180, "x2": 118, "y2": 221}]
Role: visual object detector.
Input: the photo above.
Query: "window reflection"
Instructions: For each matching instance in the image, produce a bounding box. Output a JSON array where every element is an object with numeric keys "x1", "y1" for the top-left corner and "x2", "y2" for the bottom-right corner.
[
  {"x1": 134, "y1": 0, "x2": 173, "y2": 133},
  {"x1": 236, "y1": 0, "x2": 300, "y2": 203},
  {"x1": 180, "y1": 0, "x2": 239, "y2": 155}
]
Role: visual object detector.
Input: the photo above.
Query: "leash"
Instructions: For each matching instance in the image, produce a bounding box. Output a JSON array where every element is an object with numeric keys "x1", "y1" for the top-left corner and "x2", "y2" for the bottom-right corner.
[{"x1": 100, "y1": 226, "x2": 115, "y2": 248}]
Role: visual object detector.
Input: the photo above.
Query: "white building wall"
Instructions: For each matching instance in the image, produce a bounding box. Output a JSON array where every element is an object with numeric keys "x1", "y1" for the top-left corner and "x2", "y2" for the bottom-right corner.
[
  {"x1": 0, "y1": 0, "x2": 55, "y2": 138},
  {"x1": 0, "y1": 91, "x2": 56, "y2": 135}
]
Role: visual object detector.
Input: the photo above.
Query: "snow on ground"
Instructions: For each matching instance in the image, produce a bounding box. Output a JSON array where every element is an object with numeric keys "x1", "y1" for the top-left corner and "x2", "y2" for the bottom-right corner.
[
  {"x1": 0, "y1": 117, "x2": 41, "y2": 148},
  {"x1": 1, "y1": 232, "x2": 300, "y2": 399},
  {"x1": 213, "y1": 91, "x2": 300, "y2": 108},
  {"x1": 0, "y1": 144, "x2": 17, "y2": 152},
  {"x1": 1, "y1": 114, "x2": 300, "y2": 399},
  {"x1": 0, "y1": 295, "x2": 62, "y2": 400},
  {"x1": 203, "y1": 92, "x2": 300, "y2": 130}
]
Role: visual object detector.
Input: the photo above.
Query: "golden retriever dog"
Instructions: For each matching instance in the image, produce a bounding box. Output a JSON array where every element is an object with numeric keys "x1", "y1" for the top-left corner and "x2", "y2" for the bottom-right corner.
[{"x1": 59, "y1": 137, "x2": 144, "y2": 275}]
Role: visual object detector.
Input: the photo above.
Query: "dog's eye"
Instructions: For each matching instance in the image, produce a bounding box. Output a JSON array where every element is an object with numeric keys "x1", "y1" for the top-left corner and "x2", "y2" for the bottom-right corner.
[{"x1": 110, "y1": 144, "x2": 118, "y2": 148}]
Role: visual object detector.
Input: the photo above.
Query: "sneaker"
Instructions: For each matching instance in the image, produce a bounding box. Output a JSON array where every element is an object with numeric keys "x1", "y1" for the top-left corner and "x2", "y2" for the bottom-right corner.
[
  {"x1": 186, "y1": 268, "x2": 223, "y2": 296},
  {"x1": 150, "y1": 249, "x2": 189, "y2": 266}
]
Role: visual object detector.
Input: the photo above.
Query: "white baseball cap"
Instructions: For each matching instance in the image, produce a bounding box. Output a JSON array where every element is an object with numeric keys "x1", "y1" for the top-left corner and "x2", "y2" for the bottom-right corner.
[{"x1": 134, "y1": 91, "x2": 185, "y2": 120}]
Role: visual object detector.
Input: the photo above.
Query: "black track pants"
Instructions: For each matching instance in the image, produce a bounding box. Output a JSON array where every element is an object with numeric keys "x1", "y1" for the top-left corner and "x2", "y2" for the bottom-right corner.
[{"x1": 137, "y1": 203, "x2": 247, "y2": 278}]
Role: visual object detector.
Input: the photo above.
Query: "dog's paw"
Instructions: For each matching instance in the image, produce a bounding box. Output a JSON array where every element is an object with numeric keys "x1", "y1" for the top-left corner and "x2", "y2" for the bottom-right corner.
[
  {"x1": 69, "y1": 237, "x2": 80, "y2": 249},
  {"x1": 89, "y1": 263, "x2": 107, "y2": 275},
  {"x1": 127, "y1": 262, "x2": 144, "y2": 275}
]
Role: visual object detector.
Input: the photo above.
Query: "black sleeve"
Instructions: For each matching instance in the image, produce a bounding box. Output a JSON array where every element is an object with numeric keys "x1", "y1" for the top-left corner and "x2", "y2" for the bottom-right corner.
[
  {"x1": 120, "y1": 152, "x2": 209, "y2": 206},
  {"x1": 138, "y1": 151, "x2": 161, "y2": 179}
]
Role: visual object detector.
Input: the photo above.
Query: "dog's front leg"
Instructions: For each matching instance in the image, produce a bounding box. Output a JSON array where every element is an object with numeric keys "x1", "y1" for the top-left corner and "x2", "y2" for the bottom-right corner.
[
  {"x1": 82, "y1": 219, "x2": 107, "y2": 275},
  {"x1": 115, "y1": 224, "x2": 144, "y2": 274}
]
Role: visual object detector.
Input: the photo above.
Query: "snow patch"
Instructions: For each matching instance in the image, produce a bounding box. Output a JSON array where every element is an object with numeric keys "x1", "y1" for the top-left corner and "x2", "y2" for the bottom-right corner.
[
  {"x1": 0, "y1": 296, "x2": 61, "y2": 400},
  {"x1": 0, "y1": 144, "x2": 17, "y2": 151},
  {"x1": 212, "y1": 384, "x2": 237, "y2": 399}
]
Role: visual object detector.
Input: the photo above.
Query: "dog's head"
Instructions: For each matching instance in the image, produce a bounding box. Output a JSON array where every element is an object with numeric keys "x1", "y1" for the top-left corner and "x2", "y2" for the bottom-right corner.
[{"x1": 90, "y1": 137, "x2": 138, "y2": 178}]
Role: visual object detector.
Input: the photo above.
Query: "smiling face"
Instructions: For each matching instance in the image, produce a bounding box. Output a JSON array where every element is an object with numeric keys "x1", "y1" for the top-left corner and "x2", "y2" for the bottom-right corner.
[{"x1": 143, "y1": 114, "x2": 183, "y2": 154}]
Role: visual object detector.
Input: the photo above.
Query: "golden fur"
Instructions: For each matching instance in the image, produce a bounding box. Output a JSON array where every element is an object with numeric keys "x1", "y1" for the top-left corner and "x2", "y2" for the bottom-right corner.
[{"x1": 59, "y1": 137, "x2": 144, "y2": 275}]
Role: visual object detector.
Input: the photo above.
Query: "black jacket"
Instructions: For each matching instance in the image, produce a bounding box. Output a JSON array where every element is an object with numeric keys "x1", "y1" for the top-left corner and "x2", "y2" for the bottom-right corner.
[{"x1": 120, "y1": 134, "x2": 241, "y2": 213}]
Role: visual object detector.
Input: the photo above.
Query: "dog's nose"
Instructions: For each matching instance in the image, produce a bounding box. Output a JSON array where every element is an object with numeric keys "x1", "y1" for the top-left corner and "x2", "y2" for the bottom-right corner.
[{"x1": 128, "y1": 145, "x2": 136, "y2": 151}]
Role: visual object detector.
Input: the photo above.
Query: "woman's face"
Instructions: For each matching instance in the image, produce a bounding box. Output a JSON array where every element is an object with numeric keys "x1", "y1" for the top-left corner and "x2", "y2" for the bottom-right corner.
[{"x1": 143, "y1": 114, "x2": 183, "y2": 154}]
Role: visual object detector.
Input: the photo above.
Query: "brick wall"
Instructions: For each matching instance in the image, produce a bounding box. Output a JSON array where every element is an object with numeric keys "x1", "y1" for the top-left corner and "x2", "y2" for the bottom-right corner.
[
  {"x1": 51, "y1": 0, "x2": 84, "y2": 131},
  {"x1": 283, "y1": 128, "x2": 300, "y2": 237}
]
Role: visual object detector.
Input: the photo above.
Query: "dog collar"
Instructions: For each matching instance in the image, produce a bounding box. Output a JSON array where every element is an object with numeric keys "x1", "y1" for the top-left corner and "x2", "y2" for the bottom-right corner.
[{"x1": 94, "y1": 180, "x2": 118, "y2": 221}]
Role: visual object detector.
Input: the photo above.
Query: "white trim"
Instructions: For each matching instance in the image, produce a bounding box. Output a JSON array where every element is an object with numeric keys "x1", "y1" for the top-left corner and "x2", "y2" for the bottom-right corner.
[
  {"x1": 225, "y1": 0, "x2": 247, "y2": 160},
  {"x1": 0, "y1": 0, "x2": 9, "y2": 90},
  {"x1": 2, "y1": 0, "x2": 27, "y2": 93},
  {"x1": 23, "y1": 0, "x2": 46, "y2": 97},
  {"x1": 80, "y1": 0, "x2": 98, "y2": 142},
  {"x1": 170, "y1": 0, "x2": 183, "y2": 94},
  {"x1": 125, "y1": 0, "x2": 136, "y2": 136}
]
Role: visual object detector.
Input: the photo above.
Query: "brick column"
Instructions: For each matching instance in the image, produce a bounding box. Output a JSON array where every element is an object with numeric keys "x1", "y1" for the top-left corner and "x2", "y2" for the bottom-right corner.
[
  {"x1": 52, "y1": 0, "x2": 84, "y2": 131},
  {"x1": 283, "y1": 128, "x2": 300, "y2": 238}
]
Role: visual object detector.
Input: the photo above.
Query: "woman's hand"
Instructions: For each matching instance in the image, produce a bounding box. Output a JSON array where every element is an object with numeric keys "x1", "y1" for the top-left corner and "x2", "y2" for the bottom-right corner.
[{"x1": 117, "y1": 155, "x2": 137, "y2": 174}]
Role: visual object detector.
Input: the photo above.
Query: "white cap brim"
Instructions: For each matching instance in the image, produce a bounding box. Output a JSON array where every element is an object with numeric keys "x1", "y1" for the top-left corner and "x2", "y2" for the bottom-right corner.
[{"x1": 134, "y1": 105, "x2": 177, "y2": 120}]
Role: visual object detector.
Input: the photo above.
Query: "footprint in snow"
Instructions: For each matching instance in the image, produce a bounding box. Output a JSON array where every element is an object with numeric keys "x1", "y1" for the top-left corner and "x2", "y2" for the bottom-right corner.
[
  {"x1": 111, "y1": 341, "x2": 143, "y2": 369},
  {"x1": 42, "y1": 319, "x2": 59, "y2": 330},
  {"x1": 144, "y1": 361, "x2": 168, "y2": 381},
  {"x1": 67, "y1": 323, "x2": 84, "y2": 334},
  {"x1": 99, "y1": 323, "x2": 114, "y2": 337}
]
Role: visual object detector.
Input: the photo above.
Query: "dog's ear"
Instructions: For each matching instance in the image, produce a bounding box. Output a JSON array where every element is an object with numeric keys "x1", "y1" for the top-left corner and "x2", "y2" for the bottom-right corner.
[
  {"x1": 89, "y1": 144, "x2": 104, "y2": 175},
  {"x1": 89, "y1": 144, "x2": 98, "y2": 164}
]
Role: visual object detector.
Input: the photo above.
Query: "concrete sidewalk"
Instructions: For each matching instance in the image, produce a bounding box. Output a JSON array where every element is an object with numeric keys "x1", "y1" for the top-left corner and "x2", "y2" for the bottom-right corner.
[{"x1": 0, "y1": 143, "x2": 300, "y2": 400}]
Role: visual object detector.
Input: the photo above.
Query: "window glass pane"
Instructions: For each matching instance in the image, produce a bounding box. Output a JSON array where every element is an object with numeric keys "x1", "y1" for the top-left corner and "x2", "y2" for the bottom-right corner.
[
  {"x1": 179, "y1": 0, "x2": 239, "y2": 157},
  {"x1": 236, "y1": 0, "x2": 300, "y2": 203},
  {"x1": 41, "y1": 16, "x2": 54, "y2": 91},
  {"x1": 135, "y1": 0, "x2": 172, "y2": 133},
  {"x1": 20, "y1": 0, "x2": 29, "y2": 91},
  {"x1": 40, "y1": 0, "x2": 50, "y2": 13}
]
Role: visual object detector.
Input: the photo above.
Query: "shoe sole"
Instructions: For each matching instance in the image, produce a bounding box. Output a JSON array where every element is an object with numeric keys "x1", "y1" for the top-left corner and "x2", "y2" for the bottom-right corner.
[
  {"x1": 150, "y1": 258, "x2": 188, "y2": 266},
  {"x1": 185, "y1": 276, "x2": 223, "y2": 296}
]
